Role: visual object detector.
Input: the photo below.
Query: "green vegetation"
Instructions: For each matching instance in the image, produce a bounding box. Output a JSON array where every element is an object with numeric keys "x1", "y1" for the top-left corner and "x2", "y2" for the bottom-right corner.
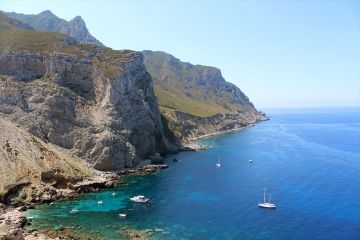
[
  {"x1": 0, "y1": 12, "x2": 100, "y2": 56},
  {"x1": 0, "y1": 25, "x2": 67, "y2": 52},
  {"x1": 143, "y1": 51, "x2": 251, "y2": 117},
  {"x1": 155, "y1": 85, "x2": 231, "y2": 117}
]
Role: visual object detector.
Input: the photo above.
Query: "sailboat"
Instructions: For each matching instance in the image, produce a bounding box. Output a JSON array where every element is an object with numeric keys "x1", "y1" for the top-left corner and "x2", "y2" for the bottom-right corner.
[
  {"x1": 258, "y1": 188, "x2": 276, "y2": 209},
  {"x1": 216, "y1": 155, "x2": 221, "y2": 167}
]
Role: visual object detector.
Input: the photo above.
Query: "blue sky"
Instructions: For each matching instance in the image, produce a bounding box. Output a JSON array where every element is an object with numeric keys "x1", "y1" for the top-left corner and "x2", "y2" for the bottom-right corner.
[{"x1": 1, "y1": 0, "x2": 359, "y2": 108}]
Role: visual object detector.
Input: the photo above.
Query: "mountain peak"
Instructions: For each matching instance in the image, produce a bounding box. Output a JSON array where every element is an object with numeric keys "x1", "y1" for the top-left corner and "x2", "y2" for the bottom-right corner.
[
  {"x1": 3, "y1": 10, "x2": 103, "y2": 47},
  {"x1": 72, "y1": 15, "x2": 84, "y2": 22},
  {"x1": 70, "y1": 16, "x2": 85, "y2": 27},
  {"x1": 39, "y1": 10, "x2": 55, "y2": 17}
]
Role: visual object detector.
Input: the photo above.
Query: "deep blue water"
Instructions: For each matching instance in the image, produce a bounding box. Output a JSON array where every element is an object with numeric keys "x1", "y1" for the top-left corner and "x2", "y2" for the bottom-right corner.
[{"x1": 27, "y1": 107, "x2": 360, "y2": 239}]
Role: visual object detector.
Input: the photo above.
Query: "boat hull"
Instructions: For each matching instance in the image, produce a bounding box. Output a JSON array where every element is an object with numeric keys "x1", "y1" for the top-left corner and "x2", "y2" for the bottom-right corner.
[
  {"x1": 258, "y1": 203, "x2": 276, "y2": 209},
  {"x1": 130, "y1": 196, "x2": 149, "y2": 203}
]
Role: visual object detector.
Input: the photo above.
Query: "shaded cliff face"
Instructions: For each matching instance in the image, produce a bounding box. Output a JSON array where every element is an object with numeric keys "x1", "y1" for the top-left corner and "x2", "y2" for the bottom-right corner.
[
  {"x1": 142, "y1": 50, "x2": 266, "y2": 142},
  {"x1": 4, "y1": 10, "x2": 103, "y2": 46},
  {"x1": 0, "y1": 14, "x2": 173, "y2": 171}
]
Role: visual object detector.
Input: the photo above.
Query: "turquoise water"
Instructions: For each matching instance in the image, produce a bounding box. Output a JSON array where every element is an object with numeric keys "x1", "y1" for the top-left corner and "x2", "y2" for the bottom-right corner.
[{"x1": 27, "y1": 107, "x2": 360, "y2": 239}]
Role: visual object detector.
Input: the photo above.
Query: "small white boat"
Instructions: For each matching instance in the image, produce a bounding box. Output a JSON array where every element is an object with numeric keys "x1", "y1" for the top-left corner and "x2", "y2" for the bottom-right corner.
[
  {"x1": 97, "y1": 200, "x2": 103, "y2": 204},
  {"x1": 119, "y1": 213, "x2": 126, "y2": 218},
  {"x1": 50, "y1": 202, "x2": 54, "y2": 205},
  {"x1": 70, "y1": 209, "x2": 79, "y2": 214},
  {"x1": 249, "y1": 160, "x2": 253, "y2": 163},
  {"x1": 111, "y1": 192, "x2": 116, "y2": 196},
  {"x1": 130, "y1": 195, "x2": 149, "y2": 203},
  {"x1": 216, "y1": 155, "x2": 221, "y2": 167},
  {"x1": 258, "y1": 188, "x2": 276, "y2": 209}
]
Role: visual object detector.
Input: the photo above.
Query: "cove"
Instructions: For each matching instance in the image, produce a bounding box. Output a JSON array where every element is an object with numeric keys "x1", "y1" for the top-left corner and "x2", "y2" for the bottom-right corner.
[{"x1": 26, "y1": 107, "x2": 360, "y2": 240}]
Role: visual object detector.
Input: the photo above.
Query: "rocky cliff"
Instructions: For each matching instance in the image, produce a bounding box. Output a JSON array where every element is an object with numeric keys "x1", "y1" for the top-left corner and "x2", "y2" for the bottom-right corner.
[
  {"x1": 3, "y1": 10, "x2": 103, "y2": 46},
  {"x1": 0, "y1": 117, "x2": 94, "y2": 203},
  {"x1": 0, "y1": 13, "x2": 174, "y2": 173},
  {"x1": 142, "y1": 50, "x2": 267, "y2": 142},
  {"x1": 0, "y1": 10, "x2": 267, "y2": 144}
]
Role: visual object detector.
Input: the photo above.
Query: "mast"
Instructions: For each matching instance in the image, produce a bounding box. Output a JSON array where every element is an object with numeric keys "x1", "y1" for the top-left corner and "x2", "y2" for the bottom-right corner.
[
  {"x1": 263, "y1": 188, "x2": 266, "y2": 203},
  {"x1": 269, "y1": 193, "x2": 272, "y2": 203}
]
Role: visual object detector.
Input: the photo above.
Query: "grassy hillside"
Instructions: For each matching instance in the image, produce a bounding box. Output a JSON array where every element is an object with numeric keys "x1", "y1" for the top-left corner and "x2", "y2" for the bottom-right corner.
[{"x1": 143, "y1": 50, "x2": 255, "y2": 117}]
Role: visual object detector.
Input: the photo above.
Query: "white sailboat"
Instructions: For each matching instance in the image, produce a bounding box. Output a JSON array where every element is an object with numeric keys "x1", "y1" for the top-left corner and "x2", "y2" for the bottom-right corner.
[
  {"x1": 216, "y1": 155, "x2": 221, "y2": 167},
  {"x1": 258, "y1": 188, "x2": 276, "y2": 209}
]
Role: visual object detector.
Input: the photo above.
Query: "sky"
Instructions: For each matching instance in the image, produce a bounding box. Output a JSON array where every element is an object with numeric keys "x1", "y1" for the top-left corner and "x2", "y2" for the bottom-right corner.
[{"x1": 1, "y1": 0, "x2": 359, "y2": 108}]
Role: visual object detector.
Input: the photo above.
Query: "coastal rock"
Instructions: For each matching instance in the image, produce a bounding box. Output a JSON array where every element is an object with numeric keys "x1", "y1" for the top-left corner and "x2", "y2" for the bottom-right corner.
[
  {"x1": 0, "y1": 49, "x2": 174, "y2": 171},
  {"x1": 0, "y1": 209, "x2": 26, "y2": 240},
  {"x1": 163, "y1": 110, "x2": 267, "y2": 143},
  {"x1": 142, "y1": 50, "x2": 267, "y2": 143},
  {"x1": 149, "y1": 153, "x2": 164, "y2": 164},
  {"x1": 0, "y1": 13, "x2": 177, "y2": 207}
]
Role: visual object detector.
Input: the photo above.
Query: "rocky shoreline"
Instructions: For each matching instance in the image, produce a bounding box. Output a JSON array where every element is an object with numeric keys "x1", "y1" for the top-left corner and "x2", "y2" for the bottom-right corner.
[
  {"x1": 0, "y1": 120, "x2": 266, "y2": 240},
  {"x1": 0, "y1": 163, "x2": 168, "y2": 240}
]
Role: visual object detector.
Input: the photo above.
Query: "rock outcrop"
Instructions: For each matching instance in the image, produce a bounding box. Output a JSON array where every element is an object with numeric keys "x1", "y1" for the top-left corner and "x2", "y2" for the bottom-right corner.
[
  {"x1": 0, "y1": 117, "x2": 93, "y2": 204},
  {"x1": 3, "y1": 10, "x2": 103, "y2": 46},
  {"x1": 0, "y1": 51, "x2": 174, "y2": 170},
  {"x1": 163, "y1": 111, "x2": 268, "y2": 143},
  {"x1": 0, "y1": 13, "x2": 175, "y2": 172}
]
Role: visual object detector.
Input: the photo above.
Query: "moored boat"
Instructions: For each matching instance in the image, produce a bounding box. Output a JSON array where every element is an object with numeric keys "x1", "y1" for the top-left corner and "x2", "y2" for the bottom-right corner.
[
  {"x1": 258, "y1": 188, "x2": 276, "y2": 209},
  {"x1": 130, "y1": 195, "x2": 149, "y2": 203}
]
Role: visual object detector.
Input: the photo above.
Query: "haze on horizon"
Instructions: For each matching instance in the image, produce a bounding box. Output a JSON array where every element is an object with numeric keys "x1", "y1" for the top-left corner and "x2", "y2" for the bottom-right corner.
[{"x1": 1, "y1": 0, "x2": 359, "y2": 109}]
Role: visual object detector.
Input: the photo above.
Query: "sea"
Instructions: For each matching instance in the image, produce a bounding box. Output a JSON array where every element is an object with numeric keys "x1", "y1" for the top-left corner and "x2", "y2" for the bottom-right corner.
[{"x1": 26, "y1": 107, "x2": 360, "y2": 240}]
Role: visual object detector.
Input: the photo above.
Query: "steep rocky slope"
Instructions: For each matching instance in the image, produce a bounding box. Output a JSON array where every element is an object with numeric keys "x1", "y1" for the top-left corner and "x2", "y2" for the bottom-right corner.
[
  {"x1": 0, "y1": 117, "x2": 94, "y2": 203},
  {"x1": 0, "y1": 10, "x2": 267, "y2": 144},
  {"x1": 0, "y1": 13, "x2": 174, "y2": 173},
  {"x1": 142, "y1": 50, "x2": 267, "y2": 142},
  {"x1": 3, "y1": 10, "x2": 103, "y2": 46}
]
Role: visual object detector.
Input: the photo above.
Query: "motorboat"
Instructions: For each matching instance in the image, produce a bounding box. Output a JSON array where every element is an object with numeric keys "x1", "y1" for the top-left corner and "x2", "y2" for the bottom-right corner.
[
  {"x1": 97, "y1": 200, "x2": 103, "y2": 204},
  {"x1": 111, "y1": 192, "x2": 116, "y2": 196},
  {"x1": 249, "y1": 160, "x2": 253, "y2": 163},
  {"x1": 119, "y1": 213, "x2": 127, "y2": 218},
  {"x1": 70, "y1": 209, "x2": 80, "y2": 214},
  {"x1": 130, "y1": 195, "x2": 149, "y2": 203}
]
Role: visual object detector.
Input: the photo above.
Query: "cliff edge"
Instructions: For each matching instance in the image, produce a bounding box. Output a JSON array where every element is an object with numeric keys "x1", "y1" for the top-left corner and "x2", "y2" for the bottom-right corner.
[
  {"x1": 142, "y1": 50, "x2": 267, "y2": 143},
  {"x1": 0, "y1": 12, "x2": 175, "y2": 172}
]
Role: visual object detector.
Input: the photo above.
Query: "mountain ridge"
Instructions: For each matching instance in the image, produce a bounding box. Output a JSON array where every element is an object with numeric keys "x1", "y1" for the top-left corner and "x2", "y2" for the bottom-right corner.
[
  {"x1": 0, "y1": 9, "x2": 267, "y2": 143},
  {"x1": 3, "y1": 10, "x2": 103, "y2": 46},
  {"x1": 142, "y1": 50, "x2": 256, "y2": 117},
  {"x1": 142, "y1": 50, "x2": 266, "y2": 142}
]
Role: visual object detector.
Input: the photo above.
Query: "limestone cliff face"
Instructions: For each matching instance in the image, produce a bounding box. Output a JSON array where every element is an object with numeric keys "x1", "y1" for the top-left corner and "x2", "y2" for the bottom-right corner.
[
  {"x1": 142, "y1": 50, "x2": 267, "y2": 143},
  {"x1": 162, "y1": 111, "x2": 268, "y2": 144},
  {"x1": 0, "y1": 50, "x2": 174, "y2": 171}
]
